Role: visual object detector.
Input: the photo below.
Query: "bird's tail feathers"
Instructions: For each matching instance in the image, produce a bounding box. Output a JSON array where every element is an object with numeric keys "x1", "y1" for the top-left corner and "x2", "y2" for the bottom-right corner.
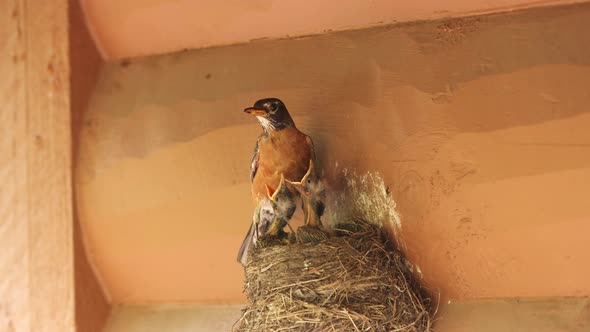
[{"x1": 237, "y1": 222, "x2": 255, "y2": 265}]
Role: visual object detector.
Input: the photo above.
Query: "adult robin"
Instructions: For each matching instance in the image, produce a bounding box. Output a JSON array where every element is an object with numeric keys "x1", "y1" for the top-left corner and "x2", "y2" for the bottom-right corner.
[
  {"x1": 237, "y1": 175, "x2": 297, "y2": 265},
  {"x1": 238, "y1": 98, "x2": 315, "y2": 262},
  {"x1": 244, "y1": 98, "x2": 315, "y2": 204}
]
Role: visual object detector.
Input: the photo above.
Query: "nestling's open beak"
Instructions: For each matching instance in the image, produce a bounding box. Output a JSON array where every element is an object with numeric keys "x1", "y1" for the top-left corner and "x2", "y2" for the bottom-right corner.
[
  {"x1": 265, "y1": 184, "x2": 276, "y2": 199},
  {"x1": 287, "y1": 160, "x2": 314, "y2": 187},
  {"x1": 286, "y1": 179, "x2": 302, "y2": 187},
  {"x1": 267, "y1": 175, "x2": 286, "y2": 201},
  {"x1": 244, "y1": 107, "x2": 267, "y2": 116},
  {"x1": 285, "y1": 179, "x2": 304, "y2": 195}
]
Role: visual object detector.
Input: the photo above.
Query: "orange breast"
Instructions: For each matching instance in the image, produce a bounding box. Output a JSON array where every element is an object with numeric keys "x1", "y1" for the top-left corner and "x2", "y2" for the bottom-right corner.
[{"x1": 251, "y1": 127, "x2": 313, "y2": 204}]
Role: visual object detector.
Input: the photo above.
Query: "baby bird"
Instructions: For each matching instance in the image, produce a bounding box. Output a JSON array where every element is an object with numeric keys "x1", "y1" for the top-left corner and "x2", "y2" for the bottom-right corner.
[
  {"x1": 263, "y1": 175, "x2": 297, "y2": 238},
  {"x1": 287, "y1": 159, "x2": 325, "y2": 227},
  {"x1": 236, "y1": 198, "x2": 273, "y2": 266},
  {"x1": 237, "y1": 175, "x2": 296, "y2": 265},
  {"x1": 288, "y1": 160, "x2": 328, "y2": 244}
]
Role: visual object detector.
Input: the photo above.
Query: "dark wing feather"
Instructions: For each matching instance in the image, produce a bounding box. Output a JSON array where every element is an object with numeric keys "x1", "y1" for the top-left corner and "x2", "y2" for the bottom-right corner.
[{"x1": 250, "y1": 136, "x2": 262, "y2": 182}]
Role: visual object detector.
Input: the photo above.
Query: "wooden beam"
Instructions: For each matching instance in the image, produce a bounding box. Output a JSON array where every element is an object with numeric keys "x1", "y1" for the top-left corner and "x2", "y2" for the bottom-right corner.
[
  {"x1": 0, "y1": 0, "x2": 30, "y2": 330},
  {"x1": 0, "y1": 0, "x2": 74, "y2": 331}
]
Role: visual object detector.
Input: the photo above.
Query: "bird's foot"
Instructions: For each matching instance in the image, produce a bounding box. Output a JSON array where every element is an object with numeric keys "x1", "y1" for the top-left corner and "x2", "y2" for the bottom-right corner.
[
  {"x1": 296, "y1": 225, "x2": 328, "y2": 244},
  {"x1": 257, "y1": 230, "x2": 290, "y2": 248},
  {"x1": 287, "y1": 231, "x2": 297, "y2": 244}
]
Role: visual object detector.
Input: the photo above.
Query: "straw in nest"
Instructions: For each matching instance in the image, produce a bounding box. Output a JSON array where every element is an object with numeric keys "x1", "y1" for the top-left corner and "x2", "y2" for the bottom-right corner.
[{"x1": 235, "y1": 221, "x2": 434, "y2": 331}]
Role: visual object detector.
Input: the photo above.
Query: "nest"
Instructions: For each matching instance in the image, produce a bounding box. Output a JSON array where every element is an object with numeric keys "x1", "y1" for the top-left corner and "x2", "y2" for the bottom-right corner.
[{"x1": 235, "y1": 221, "x2": 434, "y2": 331}]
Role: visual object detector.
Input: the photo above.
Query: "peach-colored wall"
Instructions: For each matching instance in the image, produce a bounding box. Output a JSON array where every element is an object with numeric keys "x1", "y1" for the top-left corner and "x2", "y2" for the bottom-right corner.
[
  {"x1": 76, "y1": 3, "x2": 590, "y2": 304},
  {"x1": 81, "y1": 0, "x2": 585, "y2": 59}
]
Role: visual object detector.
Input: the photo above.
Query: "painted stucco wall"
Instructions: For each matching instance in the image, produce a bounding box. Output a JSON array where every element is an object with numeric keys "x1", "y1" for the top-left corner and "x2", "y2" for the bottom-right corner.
[
  {"x1": 81, "y1": 0, "x2": 585, "y2": 59},
  {"x1": 76, "y1": 4, "x2": 590, "y2": 304}
]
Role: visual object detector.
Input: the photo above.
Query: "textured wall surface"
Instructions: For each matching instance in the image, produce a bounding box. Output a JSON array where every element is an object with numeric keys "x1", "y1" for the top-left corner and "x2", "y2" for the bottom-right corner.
[
  {"x1": 76, "y1": 3, "x2": 590, "y2": 304},
  {"x1": 80, "y1": 0, "x2": 586, "y2": 59}
]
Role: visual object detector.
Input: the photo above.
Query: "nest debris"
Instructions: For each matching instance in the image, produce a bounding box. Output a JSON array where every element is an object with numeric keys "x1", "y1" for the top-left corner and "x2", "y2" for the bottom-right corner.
[{"x1": 235, "y1": 221, "x2": 434, "y2": 331}]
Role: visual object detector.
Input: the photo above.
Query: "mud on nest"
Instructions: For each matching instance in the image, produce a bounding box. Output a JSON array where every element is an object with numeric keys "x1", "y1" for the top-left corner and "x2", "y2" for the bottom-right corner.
[{"x1": 234, "y1": 221, "x2": 434, "y2": 332}]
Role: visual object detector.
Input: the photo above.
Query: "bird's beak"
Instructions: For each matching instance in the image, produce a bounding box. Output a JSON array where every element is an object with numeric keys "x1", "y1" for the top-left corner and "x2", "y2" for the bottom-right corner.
[
  {"x1": 290, "y1": 160, "x2": 314, "y2": 186},
  {"x1": 307, "y1": 159, "x2": 314, "y2": 172},
  {"x1": 268, "y1": 175, "x2": 286, "y2": 201},
  {"x1": 285, "y1": 179, "x2": 303, "y2": 195},
  {"x1": 265, "y1": 184, "x2": 276, "y2": 200},
  {"x1": 286, "y1": 179, "x2": 302, "y2": 186},
  {"x1": 244, "y1": 107, "x2": 267, "y2": 116}
]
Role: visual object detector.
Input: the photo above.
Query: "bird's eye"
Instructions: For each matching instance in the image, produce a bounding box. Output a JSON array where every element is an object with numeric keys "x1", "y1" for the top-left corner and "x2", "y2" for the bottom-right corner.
[
  {"x1": 306, "y1": 178, "x2": 312, "y2": 184},
  {"x1": 268, "y1": 103, "x2": 278, "y2": 114}
]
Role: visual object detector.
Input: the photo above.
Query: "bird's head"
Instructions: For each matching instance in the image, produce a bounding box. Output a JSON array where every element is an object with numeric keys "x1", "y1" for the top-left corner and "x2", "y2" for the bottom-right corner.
[
  {"x1": 265, "y1": 174, "x2": 296, "y2": 217},
  {"x1": 287, "y1": 159, "x2": 322, "y2": 197},
  {"x1": 289, "y1": 160, "x2": 326, "y2": 219},
  {"x1": 244, "y1": 98, "x2": 295, "y2": 131}
]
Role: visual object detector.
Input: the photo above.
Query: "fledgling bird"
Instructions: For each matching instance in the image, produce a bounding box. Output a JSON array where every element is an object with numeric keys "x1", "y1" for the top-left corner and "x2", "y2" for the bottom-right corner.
[
  {"x1": 287, "y1": 159, "x2": 325, "y2": 227},
  {"x1": 236, "y1": 197, "x2": 273, "y2": 266},
  {"x1": 264, "y1": 179, "x2": 297, "y2": 244},
  {"x1": 288, "y1": 159, "x2": 328, "y2": 244},
  {"x1": 244, "y1": 98, "x2": 315, "y2": 205},
  {"x1": 237, "y1": 175, "x2": 297, "y2": 265}
]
